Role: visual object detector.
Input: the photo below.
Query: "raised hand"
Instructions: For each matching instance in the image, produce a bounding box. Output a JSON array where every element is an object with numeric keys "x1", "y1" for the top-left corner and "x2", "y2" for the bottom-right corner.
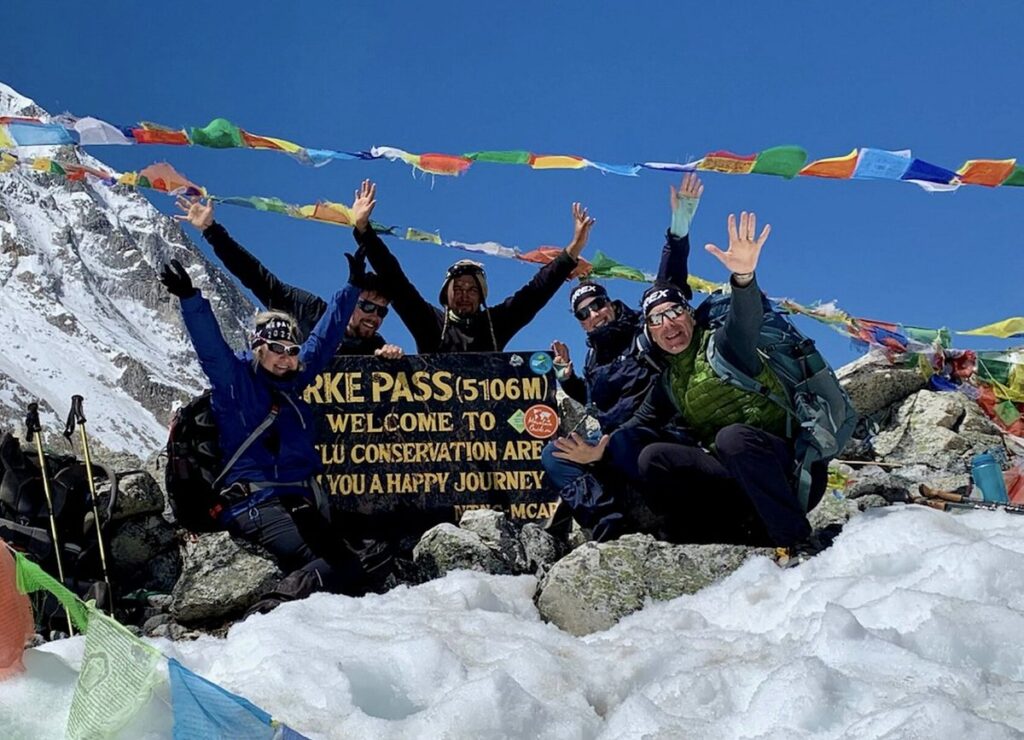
[
  {"x1": 669, "y1": 173, "x2": 703, "y2": 237},
  {"x1": 566, "y1": 202, "x2": 596, "y2": 260},
  {"x1": 704, "y1": 211, "x2": 770, "y2": 278},
  {"x1": 352, "y1": 179, "x2": 377, "y2": 233},
  {"x1": 552, "y1": 432, "x2": 609, "y2": 465},
  {"x1": 174, "y1": 196, "x2": 215, "y2": 230},
  {"x1": 375, "y1": 344, "x2": 404, "y2": 360},
  {"x1": 159, "y1": 259, "x2": 197, "y2": 298},
  {"x1": 551, "y1": 340, "x2": 573, "y2": 380}
]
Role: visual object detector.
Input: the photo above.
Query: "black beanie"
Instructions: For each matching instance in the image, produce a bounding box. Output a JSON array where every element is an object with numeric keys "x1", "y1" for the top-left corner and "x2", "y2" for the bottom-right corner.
[
  {"x1": 569, "y1": 282, "x2": 609, "y2": 313},
  {"x1": 641, "y1": 282, "x2": 691, "y2": 318}
]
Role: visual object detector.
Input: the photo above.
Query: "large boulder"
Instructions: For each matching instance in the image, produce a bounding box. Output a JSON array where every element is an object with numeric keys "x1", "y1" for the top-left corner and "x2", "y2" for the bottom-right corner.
[
  {"x1": 413, "y1": 523, "x2": 511, "y2": 579},
  {"x1": 871, "y1": 390, "x2": 1004, "y2": 468},
  {"x1": 170, "y1": 532, "x2": 282, "y2": 623},
  {"x1": 458, "y1": 509, "x2": 529, "y2": 572},
  {"x1": 104, "y1": 470, "x2": 165, "y2": 522},
  {"x1": 108, "y1": 513, "x2": 180, "y2": 593},
  {"x1": 536, "y1": 534, "x2": 770, "y2": 636},
  {"x1": 837, "y1": 354, "x2": 928, "y2": 417}
]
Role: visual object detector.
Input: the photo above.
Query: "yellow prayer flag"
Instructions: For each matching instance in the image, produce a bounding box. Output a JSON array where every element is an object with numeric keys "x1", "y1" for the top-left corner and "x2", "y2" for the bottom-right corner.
[
  {"x1": 0, "y1": 153, "x2": 16, "y2": 173},
  {"x1": 530, "y1": 155, "x2": 587, "y2": 170},
  {"x1": 118, "y1": 172, "x2": 139, "y2": 187},
  {"x1": 0, "y1": 126, "x2": 14, "y2": 149},
  {"x1": 958, "y1": 317, "x2": 1024, "y2": 339}
]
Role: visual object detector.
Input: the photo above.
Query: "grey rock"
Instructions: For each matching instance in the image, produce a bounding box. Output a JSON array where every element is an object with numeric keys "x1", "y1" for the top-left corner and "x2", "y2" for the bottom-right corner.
[
  {"x1": 856, "y1": 494, "x2": 891, "y2": 511},
  {"x1": 98, "y1": 470, "x2": 165, "y2": 522},
  {"x1": 808, "y1": 491, "x2": 860, "y2": 530},
  {"x1": 171, "y1": 532, "x2": 282, "y2": 623},
  {"x1": 459, "y1": 509, "x2": 529, "y2": 572},
  {"x1": 109, "y1": 514, "x2": 176, "y2": 570},
  {"x1": 147, "y1": 594, "x2": 173, "y2": 610},
  {"x1": 142, "y1": 613, "x2": 173, "y2": 635},
  {"x1": 837, "y1": 353, "x2": 928, "y2": 417},
  {"x1": 556, "y1": 388, "x2": 599, "y2": 437},
  {"x1": 537, "y1": 534, "x2": 769, "y2": 636},
  {"x1": 519, "y1": 523, "x2": 562, "y2": 576},
  {"x1": 413, "y1": 524, "x2": 511, "y2": 579}
]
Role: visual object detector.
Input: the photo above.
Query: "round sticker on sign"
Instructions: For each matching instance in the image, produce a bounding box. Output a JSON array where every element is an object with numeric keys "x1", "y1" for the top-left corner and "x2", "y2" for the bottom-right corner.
[
  {"x1": 523, "y1": 404, "x2": 559, "y2": 439},
  {"x1": 529, "y1": 352, "x2": 553, "y2": 375}
]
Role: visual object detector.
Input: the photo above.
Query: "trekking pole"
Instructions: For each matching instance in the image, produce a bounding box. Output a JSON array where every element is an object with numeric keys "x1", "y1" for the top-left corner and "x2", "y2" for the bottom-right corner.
[
  {"x1": 911, "y1": 495, "x2": 1024, "y2": 516},
  {"x1": 63, "y1": 395, "x2": 114, "y2": 613},
  {"x1": 25, "y1": 402, "x2": 75, "y2": 636}
]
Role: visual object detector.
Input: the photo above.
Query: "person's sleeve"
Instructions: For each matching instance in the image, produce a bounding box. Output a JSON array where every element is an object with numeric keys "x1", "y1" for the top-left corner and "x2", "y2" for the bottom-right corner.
[
  {"x1": 354, "y1": 227, "x2": 440, "y2": 351},
  {"x1": 558, "y1": 373, "x2": 588, "y2": 405},
  {"x1": 179, "y1": 292, "x2": 239, "y2": 390},
  {"x1": 203, "y1": 222, "x2": 327, "y2": 336},
  {"x1": 297, "y1": 283, "x2": 360, "y2": 380},
  {"x1": 715, "y1": 274, "x2": 764, "y2": 377},
  {"x1": 491, "y1": 251, "x2": 577, "y2": 347},
  {"x1": 655, "y1": 230, "x2": 693, "y2": 300},
  {"x1": 618, "y1": 376, "x2": 673, "y2": 431}
]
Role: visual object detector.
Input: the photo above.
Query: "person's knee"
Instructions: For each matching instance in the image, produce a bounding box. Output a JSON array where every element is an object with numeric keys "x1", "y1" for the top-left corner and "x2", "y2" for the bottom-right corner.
[{"x1": 714, "y1": 424, "x2": 759, "y2": 458}]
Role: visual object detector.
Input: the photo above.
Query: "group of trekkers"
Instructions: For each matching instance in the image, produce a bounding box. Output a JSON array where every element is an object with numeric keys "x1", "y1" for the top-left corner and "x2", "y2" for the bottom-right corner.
[{"x1": 163, "y1": 174, "x2": 840, "y2": 609}]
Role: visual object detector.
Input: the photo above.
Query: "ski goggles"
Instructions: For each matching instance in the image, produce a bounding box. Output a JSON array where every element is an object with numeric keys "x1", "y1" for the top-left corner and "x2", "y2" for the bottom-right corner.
[
  {"x1": 356, "y1": 298, "x2": 389, "y2": 318},
  {"x1": 646, "y1": 304, "x2": 691, "y2": 327},
  {"x1": 573, "y1": 295, "x2": 611, "y2": 321},
  {"x1": 264, "y1": 341, "x2": 301, "y2": 357}
]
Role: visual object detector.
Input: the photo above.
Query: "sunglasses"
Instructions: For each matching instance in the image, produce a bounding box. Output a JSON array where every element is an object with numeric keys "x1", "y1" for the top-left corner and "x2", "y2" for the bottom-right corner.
[
  {"x1": 573, "y1": 295, "x2": 611, "y2": 321},
  {"x1": 265, "y1": 341, "x2": 301, "y2": 357},
  {"x1": 356, "y1": 299, "x2": 389, "y2": 318},
  {"x1": 646, "y1": 305, "x2": 690, "y2": 327}
]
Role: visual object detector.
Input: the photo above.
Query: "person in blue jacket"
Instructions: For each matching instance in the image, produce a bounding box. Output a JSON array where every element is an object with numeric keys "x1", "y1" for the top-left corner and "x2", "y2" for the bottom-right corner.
[
  {"x1": 542, "y1": 174, "x2": 703, "y2": 541},
  {"x1": 159, "y1": 247, "x2": 367, "y2": 605}
]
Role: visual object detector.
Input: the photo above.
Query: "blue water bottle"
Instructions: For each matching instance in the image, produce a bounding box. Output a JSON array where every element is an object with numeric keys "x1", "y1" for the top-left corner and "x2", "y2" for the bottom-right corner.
[{"x1": 972, "y1": 452, "x2": 1009, "y2": 503}]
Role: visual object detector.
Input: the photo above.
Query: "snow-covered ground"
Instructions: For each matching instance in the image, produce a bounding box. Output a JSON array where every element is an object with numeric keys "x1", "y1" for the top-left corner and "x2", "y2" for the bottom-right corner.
[{"x1": 2, "y1": 505, "x2": 1024, "y2": 739}]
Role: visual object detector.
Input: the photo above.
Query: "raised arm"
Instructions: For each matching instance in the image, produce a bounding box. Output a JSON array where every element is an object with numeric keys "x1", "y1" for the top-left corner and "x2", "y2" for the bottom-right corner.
[
  {"x1": 176, "y1": 197, "x2": 327, "y2": 335},
  {"x1": 551, "y1": 340, "x2": 587, "y2": 404},
  {"x1": 489, "y1": 203, "x2": 592, "y2": 346},
  {"x1": 704, "y1": 211, "x2": 771, "y2": 377},
  {"x1": 297, "y1": 255, "x2": 363, "y2": 380},
  {"x1": 350, "y1": 180, "x2": 442, "y2": 351},
  {"x1": 160, "y1": 260, "x2": 239, "y2": 390},
  {"x1": 656, "y1": 173, "x2": 703, "y2": 298}
]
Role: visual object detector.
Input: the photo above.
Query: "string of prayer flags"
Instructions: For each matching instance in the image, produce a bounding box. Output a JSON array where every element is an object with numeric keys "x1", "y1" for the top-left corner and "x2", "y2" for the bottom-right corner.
[
  {"x1": 1, "y1": 150, "x2": 1022, "y2": 351},
  {"x1": 1, "y1": 540, "x2": 311, "y2": 737},
  {"x1": 5, "y1": 113, "x2": 1024, "y2": 191}
]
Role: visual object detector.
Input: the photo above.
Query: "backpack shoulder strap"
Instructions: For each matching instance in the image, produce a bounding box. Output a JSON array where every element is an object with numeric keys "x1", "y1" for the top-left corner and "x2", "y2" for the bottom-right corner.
[{"x1": 210, "y1": 395, "x2": 282, "y2": 491}]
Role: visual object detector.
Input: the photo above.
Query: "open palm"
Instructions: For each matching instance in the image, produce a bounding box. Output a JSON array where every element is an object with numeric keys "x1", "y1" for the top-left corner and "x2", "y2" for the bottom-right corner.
[{"x1": 704, "y1": 211, "x2": 771, "y2": 275}]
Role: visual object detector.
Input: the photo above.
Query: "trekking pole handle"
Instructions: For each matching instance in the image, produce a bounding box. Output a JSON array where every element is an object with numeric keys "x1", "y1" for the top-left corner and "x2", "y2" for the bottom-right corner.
[
  {"x1": 71, "y1": 395, "x2": 86, "y2": 424},
  {"x1": 25, "y1": 402, "x2": 41, "y2": 437}
]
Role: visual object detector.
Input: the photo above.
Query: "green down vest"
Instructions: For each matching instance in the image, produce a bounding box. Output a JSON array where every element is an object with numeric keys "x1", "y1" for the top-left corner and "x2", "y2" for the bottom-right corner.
[{"x1": 666, "y1": 327, "x2": 788, "y2": 447}]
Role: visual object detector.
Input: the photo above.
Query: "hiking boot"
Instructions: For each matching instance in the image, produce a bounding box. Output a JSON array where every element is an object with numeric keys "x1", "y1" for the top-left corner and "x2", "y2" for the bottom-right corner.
[{"x1": 774, "y1": 525, "x2": 842, "y2": 568}]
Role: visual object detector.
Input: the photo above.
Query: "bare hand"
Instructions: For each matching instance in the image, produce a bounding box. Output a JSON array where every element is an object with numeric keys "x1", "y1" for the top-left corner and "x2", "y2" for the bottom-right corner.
[
  {"x1": 566, "y1": 202, "x2": 596, "y2": 260},
  {"x1": 173, "y1": 196, "x2": 214, "y2": 230},
  {"x1": 374, "y1": 344, "x2": 404, "y2": 360},
  {"x1": 670, "y1": 172, "x2": 703, "y2": 211},
  {"x1": 552, "y1": 433, "x2": 608, "y2": 465},
  {"x1": 704, "y1": 212, "x2": 770, "y2": 276},
  {"x1": 352, "y1": 179, "x2": 377, "y2": 233},
  {"x1": 551, "y1": 340, "x2": 573, "y2": 379}
]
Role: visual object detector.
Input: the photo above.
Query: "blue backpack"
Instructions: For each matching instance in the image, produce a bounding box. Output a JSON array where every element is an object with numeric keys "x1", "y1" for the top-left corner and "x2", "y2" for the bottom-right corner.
[{"x1": 695, "y1": 290, "x2": 857, "y2": 510}]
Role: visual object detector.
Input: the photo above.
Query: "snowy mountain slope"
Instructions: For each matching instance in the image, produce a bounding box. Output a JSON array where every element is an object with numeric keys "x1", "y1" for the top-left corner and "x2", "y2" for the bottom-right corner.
[{"x1": 0, "y1": 82, "x2": 254, "y2": 457}]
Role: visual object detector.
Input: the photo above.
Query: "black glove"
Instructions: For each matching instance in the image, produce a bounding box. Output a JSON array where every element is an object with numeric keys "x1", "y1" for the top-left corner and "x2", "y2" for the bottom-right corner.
[
  {"x1": 159, "y1": 259, "x2": 197, "y2": 298},
  {"x1": 345, "y1": 251, "x2": 367, "y2": 289}
]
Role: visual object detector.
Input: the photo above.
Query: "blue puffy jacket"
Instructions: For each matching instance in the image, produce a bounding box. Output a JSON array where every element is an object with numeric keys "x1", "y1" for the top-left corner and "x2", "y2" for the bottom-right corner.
[{"x1": 179, "y1": 283, "x2": 359, "y2": 488}]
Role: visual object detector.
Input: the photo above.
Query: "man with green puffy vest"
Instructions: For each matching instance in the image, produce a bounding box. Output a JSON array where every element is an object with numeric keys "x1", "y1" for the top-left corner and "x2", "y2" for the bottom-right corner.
[{"x1": 554, "y1": 211, "x2": 828, "y2": 548}]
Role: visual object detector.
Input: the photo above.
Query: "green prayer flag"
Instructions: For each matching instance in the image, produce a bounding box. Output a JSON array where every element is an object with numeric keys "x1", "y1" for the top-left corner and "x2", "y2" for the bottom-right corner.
[
  {"x1": 588, "y1": 251, "x2": 647, "y2": 282},
  {"x1": 1001, "y1": 166, "x2": 1024, "y2": 187},
  {"x1": 251, "y1": 197, "x2": 291, "y2": 214},
  {"x1": 752, "y1": 146, "x2": 808, "y2": 179},
  {"x1": 190, "y1": 118, "x2": 245, "y2": 149},
  {"x1": 48, "y1": 161, "x2": 66, "y2": 176},
  {"x1": 66, "y1": 607, "x2": 162, "y2": 740},
  {"x1": 977, "y1": 354, "x2": 1012, "y2": 385},
  {"x1": 405, "y1": 228, "x2": 442, "y2": 245},
  {"x1": 14, "y1": 553, "x2": 89, "y2": 632},
  {"x1": 995, "y1": 399, "x2": 1022, "y2": 425},
  {"x1": 464, "y1": 150, "x2": 532, "y2": 165},
  {"x1": 905, "y1": 326, "x2": 951, "y2": 349}
]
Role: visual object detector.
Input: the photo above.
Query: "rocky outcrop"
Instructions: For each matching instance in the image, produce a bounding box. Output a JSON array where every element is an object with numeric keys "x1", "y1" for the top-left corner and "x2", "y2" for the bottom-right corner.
[
  {"x1": 170, "y1": 532, "x2": 282, "y2": 623},
  {"x1": 838, "y1": 353, "x2": 928, "y2": 417},
  {"x1": 536, "y1": 535, "x2": 771, "y2": 636}
]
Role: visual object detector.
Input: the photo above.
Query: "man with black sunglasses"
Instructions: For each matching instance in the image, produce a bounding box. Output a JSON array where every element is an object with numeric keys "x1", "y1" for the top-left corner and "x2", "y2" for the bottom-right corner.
[
  {"x1": 348, "y1": 180, "x2": 593, "y2": 354},
  {"x1": 542, "y1": 174, "x2": 703, "y2": 542},
  {"x1": 175, "y1": 197, "x2": 403, "y2": 360}
]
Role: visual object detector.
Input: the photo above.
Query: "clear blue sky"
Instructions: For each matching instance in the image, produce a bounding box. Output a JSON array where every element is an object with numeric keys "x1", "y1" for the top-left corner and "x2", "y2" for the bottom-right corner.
[{"x1": 4, "y1": 2, "x2": 1022, "y2": 367}]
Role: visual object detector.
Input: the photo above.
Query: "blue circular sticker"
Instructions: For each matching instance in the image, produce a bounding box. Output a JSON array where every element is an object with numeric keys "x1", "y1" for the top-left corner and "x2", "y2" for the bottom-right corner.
[{"x1": 529, "y1": 351, "x2": 553, "y2": 375}]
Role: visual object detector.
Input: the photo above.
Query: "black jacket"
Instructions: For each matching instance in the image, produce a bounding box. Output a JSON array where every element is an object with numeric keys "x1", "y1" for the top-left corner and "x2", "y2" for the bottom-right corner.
[
  {"x1": 354, "y1": 226, "x2": 578, "y2": 353},
  {"x1": 559, "y1": 231, "x2": 691, "y2": 434},
  {"x1": 203, "y1": 222, "x2": 388, "y2": 356}
]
